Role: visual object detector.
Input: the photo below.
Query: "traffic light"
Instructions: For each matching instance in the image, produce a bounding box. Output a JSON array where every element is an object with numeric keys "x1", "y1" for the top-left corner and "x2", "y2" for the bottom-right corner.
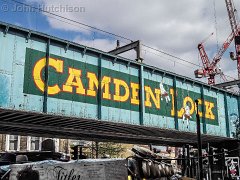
[
  {"x1": 212, "y1": 147, "x2": 218, "y2": 164},
  {"x1": 209, "y1": 147, "x2": 218, "y2": 165},
  {"x1": 222, "y1": 148, "x2": 228, "y2": 157},
  {"x1": 70, "y1": 145, "x2": 78, "y2": 160}
]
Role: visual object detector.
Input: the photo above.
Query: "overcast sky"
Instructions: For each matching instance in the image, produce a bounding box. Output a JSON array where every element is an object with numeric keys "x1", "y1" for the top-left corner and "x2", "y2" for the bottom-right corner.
[{"x1": 2, "y1": 0, "x2": 240, "y2": 84}]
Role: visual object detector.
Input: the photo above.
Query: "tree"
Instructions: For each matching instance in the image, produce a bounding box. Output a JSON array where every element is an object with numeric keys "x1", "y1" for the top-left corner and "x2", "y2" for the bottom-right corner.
[{"x1": 89, "y1": 141, "x2": 126, "y2": 158}]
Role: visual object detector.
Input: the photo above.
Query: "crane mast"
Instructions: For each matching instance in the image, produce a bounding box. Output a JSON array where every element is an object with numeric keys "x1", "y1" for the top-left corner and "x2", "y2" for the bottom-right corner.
[
  {"x1": 195, "y1": 0, "x2": 240, "y2": 85},
  {"x1": 225, "y1": 0, "x2": 240, "y2": 78},
  {"x1": 195, "y1": 43, "x2": 216, "y2": 85},
  {"x1": 225, "y1": 0, "x2": 238, "y2": 33},
  {"x1": 212, "y1": 31, "x2": 235, "y2": 66},
  {"x1": 198, "y1": 44, "x2": 210, "y2": 70}
]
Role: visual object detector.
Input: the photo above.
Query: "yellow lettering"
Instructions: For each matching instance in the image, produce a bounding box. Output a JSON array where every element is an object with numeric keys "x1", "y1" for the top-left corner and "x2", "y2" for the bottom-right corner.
[
  {"x1": 33, "y1": 58, "x2": 63, "y2": 95},
  {"x1": 170, "y1": 88, "x2": 175, "y2": 116},
  {"x1": 178, "y1": 96, "x2": 195, "y2": 117},
  {"x1": 130, "y1": 83, "x2": 140, "y2": 105},
  {"x1": 86, "y1": 72, "x2": 98, "y2": 97},
  {"x1": 102, "y1": 76, "x2": 111, "y2": 99},
  {"x1": 205, "y1": 101, "x2": 215, "y2": 120},
  {"x1": 144, "y1": 86, "x2": 160, "y2": 109},
  {"x1": 86, "y1": 72, "x2": 111, "y2": 99},
  {"x1": 197, "y1": 99, "x2": 203, "y2": 117},
  {"x1": 113, "y1": 79, "x2": 129, "y2": 102},
  {"x1": 62, "y1": 68, "x2": 85, "y2": 95}
]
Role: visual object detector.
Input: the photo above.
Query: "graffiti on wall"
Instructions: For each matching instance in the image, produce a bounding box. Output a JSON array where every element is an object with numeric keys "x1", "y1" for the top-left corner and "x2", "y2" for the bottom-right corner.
[{"x1": 230, "y1": 113, "x2": 239, "y2": 138}]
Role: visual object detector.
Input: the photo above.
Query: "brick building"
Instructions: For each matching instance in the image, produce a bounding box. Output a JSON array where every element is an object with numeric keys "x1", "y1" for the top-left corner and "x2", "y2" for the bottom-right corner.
[
  {"x1": 0, "y1": 134, "x2": 69, "y2": 153},
  {"x1": 0, "y1": 134, "x2": 176, "y2": 160}
]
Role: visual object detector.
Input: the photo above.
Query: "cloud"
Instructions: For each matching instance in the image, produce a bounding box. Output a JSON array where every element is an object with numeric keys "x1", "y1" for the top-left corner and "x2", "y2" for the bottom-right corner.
[
  {"x1": 26, "y1": 0, "x2": 240, "y2": 82},
  {"x1": 73, "y1": 36, "x2": 115, "y2": 52}
]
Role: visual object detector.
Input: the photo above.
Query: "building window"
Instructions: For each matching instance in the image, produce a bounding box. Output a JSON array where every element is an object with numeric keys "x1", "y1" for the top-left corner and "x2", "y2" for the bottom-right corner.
[
  {"x1": 5, "y1": 135, "x2": 20, "y2": 151},
  {"x1": 27, "y1": 136, "x2": 42, "y2": 151},
  {"x1": 31, "y1": 137, "x2": 40, "y2": 150},
  {"x1": 9, "y1": 135, "x2": 18, "y2": 151}
]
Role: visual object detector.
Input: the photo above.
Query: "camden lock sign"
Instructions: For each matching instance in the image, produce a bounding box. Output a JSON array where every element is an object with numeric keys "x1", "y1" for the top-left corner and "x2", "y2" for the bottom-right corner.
[{"x1": 23, "y1": 48, "x2": 218, "y2": 125}]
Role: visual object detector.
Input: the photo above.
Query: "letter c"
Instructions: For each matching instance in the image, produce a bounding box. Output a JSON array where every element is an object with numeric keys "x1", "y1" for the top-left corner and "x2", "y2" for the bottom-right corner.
[{"x1": 33, "y1": 58, "x2": 63, "y2": 95}]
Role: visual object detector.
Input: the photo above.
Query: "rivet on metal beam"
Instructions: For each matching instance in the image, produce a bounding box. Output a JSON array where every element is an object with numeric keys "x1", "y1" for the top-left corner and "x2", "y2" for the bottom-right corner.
[
  {"x1": 112, "y1": 57, "x2": 117, "y2": 65},
  {"x1": 4, "y1": 25, "x2": 9, "y2": 37},
  {"x1": 126, "y1": 61, "x2": 131, "y2": 68},
  {"x1": 151, "y1": 69, "x2": 155, "y2": 75},
  {"x1": 183, "y1": 78, "x2": 186, "y2": 83},
  {"x1": 163, "y1": 71, "x2": 166, "y2": 77},
  {"x1": 26, "y1": 31, "x2": 31, "y2": 43},
  {"x1": 65, "y1": 42, "x2": 70, "y2": 53},
  {"x1": 82, "y1": 46, "x2": 87, "y2": 57}
]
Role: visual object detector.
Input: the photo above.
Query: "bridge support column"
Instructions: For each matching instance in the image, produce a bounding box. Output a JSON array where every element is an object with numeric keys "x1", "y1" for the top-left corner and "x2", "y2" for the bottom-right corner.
[
  {"x1": 139, "y1": 65, "x2": 144, "y2": 125},
  {"x1": 173, "y1": 76, "x2": 178, "y2": 130},
  {"x1": 43, "y1": 39, "x2": 50, "y2": 113},
  {"x1": 98, "y1": 54, "x2": 102, "y2": 120},
  {"x1": 200, "y1": 85, "x2": 206, "y2": 134},
  {"x1": 224, "y1": 92, "x2": 230, "y2": 137}
]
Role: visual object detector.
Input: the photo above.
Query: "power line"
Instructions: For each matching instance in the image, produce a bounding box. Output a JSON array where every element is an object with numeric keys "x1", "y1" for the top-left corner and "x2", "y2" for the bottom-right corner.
[
  {"x1": 4, "y1": 0, "x2": 131, "y2": 44},
  {"x1": 6, "y1": 0, "x2": 201, "y2": 67},
  {"x1": 4, "y1": 0, "x2": 238, "y2": 81},
  {"x1": 9, "y1": 0, "x2": 132, "y2": 41},
  {"x1": 143, "y1": 47, "x2": 237, "y2": 81},
  {"x1": 142, "y1": 44, "x2": 201, "y2": 67},
  {"x1": 46, "y1": 13, "x2": 93, "y2": 33},
  {"x1": 142, "y1": 48, "x2": 200, "y2": 69},
  {"x1": 213, "y1": 0, "x2": 219, "y2": 51}
]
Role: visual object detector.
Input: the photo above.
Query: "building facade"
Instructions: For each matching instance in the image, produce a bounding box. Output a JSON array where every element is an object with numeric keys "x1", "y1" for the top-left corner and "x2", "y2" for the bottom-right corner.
[{"x1": 0, "y1": 134, "x2": 69, "y2": 153}]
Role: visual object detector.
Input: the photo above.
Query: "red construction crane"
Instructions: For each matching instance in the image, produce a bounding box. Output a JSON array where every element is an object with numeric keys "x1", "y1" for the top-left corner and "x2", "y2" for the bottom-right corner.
[
  {"x1": 194, "y1": 32, "x2": 233, "y2": 85},
  {"x1": 225, "y1": 0, "x2": 240, "y2": 78},
  {"x1": 195, "y1": 0, "x2": 240, "y2": 85}
]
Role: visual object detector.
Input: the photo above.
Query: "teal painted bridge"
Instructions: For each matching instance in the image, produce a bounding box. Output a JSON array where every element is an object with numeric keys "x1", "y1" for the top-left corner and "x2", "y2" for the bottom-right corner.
[{"x1": 0, "y1": 21, "x2": 239, "y2": 146}]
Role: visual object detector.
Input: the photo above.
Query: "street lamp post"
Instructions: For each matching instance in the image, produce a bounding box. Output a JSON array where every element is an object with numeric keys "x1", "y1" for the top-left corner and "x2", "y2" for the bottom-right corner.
[{"x1": 195, "y1": 99, "x2": 203, "y2": 180}]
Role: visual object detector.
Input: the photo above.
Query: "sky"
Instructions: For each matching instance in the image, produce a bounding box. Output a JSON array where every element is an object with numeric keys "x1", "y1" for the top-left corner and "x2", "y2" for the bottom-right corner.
[{"x1": 1, "y1": 0, "x2": 240, "y2": 85}]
